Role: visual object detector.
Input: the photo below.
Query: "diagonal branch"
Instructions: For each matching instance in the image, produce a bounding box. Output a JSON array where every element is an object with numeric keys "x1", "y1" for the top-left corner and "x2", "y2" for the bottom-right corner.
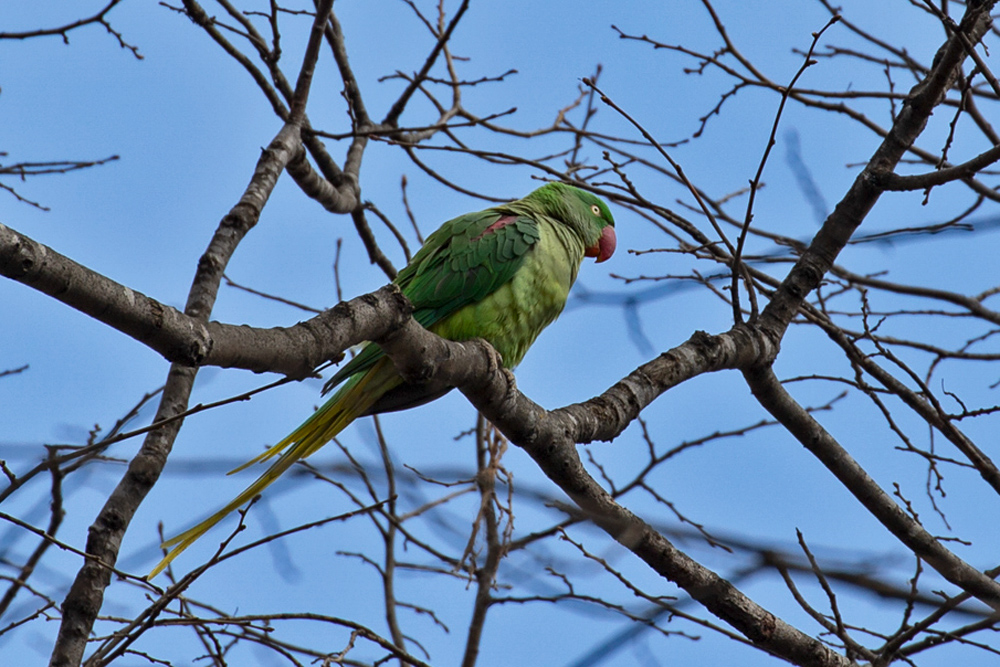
[
  {"x1": 758, "y1": 2, "x2": 997, "y2": 339},
  {"x1": 744, "y1": 366, "x2": 1000, "y2": 612},
  {"x1": 48, "y1": 121, "x2": 304, "y2": 667},
  {"x1": 382, "y1": 0, "x2": 471, "y2": 127}
]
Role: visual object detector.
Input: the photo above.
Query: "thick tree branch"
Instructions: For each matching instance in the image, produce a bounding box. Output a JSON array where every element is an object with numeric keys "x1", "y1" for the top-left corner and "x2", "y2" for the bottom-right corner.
[
  {"x1": 3, "y1": 2, "x2": 995, "y2": 664},
  {"x1": 16, "y1": 199, "x2": 996, "y2": 659},
  {"x1": 47, "y1": 10, "x2": 350, "y2": 654},
  {"x1": 1, "y1": 225, "x2": 408, "y2": 379},
  {"x1": 202, "y1": 285, "x2": 412, "y2": 376},
  {"x1": 369, "y1": 309, "x2": 1000, "y2": 653},
  {"x1": 0, "y1": 222, "x2": 213, "y2": 363}
]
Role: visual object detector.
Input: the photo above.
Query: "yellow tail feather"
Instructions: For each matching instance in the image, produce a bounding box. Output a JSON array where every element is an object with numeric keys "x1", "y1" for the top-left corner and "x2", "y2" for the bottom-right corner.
[{"x1": 148, "y1": 360, "x2": 399, "y2": 578}]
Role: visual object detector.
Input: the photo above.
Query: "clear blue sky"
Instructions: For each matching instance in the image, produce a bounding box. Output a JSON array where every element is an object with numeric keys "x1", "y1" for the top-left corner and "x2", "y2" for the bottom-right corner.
[{"x1": 3, "y1": 2, "x2": 996, "y2": 665}]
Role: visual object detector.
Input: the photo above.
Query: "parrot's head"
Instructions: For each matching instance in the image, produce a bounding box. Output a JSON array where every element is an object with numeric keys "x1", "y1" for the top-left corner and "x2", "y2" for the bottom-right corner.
[{"x1": 527, "y1": 182, "x2": 617, "y2": 263}]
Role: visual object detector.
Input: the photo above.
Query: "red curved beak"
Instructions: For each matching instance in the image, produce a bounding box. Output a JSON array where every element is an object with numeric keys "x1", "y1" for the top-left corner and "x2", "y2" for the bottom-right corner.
[{"x1": 585, "y1": 226, "x2": 617, "y2": 263}]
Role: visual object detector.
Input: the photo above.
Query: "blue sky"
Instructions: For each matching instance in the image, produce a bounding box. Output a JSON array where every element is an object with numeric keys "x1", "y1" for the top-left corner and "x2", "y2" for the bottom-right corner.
[{"x1": 3, "y1": 2, "x2": 998, "y2": 665}]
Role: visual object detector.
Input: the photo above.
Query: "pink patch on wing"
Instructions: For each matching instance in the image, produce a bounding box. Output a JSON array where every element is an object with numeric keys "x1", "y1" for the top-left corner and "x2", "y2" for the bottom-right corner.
[{"x1": 471, "y1": 215, "x2": 518, "y2": 241}]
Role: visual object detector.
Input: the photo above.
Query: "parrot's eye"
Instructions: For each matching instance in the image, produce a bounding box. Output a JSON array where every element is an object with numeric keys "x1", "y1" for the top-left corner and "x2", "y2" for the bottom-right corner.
[{"x1": 590, "y1": 204, "x2": 601, "y2": 216}]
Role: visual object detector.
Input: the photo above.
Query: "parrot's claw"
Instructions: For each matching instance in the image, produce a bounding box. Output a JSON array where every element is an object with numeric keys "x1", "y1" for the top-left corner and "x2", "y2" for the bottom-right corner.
[{"x1": 479, "y1": 339, "x2": 503, "y2": 374}]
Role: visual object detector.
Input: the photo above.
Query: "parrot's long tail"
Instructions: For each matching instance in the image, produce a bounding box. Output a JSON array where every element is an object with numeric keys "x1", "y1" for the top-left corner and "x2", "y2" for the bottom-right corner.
[{"x1": 148, "y1": 360, "x2": 398, "y2": 578}]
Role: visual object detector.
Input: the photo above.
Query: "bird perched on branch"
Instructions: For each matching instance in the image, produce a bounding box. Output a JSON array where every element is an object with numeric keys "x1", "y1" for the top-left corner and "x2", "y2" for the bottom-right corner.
[{"x1": 150, "y1": 182, "x2": 616, "y2": 577}]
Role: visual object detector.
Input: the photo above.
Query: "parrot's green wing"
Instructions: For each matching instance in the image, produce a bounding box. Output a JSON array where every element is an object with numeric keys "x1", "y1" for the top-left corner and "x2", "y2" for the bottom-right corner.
[{"x1": 323, "y1": 209, "x2": 540, "y2": 393}]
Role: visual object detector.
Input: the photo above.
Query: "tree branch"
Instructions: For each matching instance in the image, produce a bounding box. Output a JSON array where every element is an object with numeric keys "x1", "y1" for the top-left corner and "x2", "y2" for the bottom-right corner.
[
  {"x1": 49, "y1": 122, "x2": 304, "y2": 667},
  {"x1": 744, "y1": 365, "x2": 1000, "y2": 612},
  {"x1": 759, "y1": 1, "x2": 996, "y2": 340},
  {"x1": 372, "y1": 320, "x2": 857, "y2": 664},
  {"x1": 873, "y1": 141, "x2": 1000, "y2": 191}
]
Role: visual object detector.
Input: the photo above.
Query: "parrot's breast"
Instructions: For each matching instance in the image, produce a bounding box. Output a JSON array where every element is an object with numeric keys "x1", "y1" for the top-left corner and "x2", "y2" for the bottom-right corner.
[{"x1": 432, "y1": 218, "x2": 584, "y2": 368}]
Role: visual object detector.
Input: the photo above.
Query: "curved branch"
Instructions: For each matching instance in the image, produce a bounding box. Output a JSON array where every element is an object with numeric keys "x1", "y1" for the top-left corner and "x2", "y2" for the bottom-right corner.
[
  {"x1": 285, "y1": 143, "x2": 359, "y2": 214},
  {"x1": 0, "y1": 0, "x2": 140, "y2": 59}
]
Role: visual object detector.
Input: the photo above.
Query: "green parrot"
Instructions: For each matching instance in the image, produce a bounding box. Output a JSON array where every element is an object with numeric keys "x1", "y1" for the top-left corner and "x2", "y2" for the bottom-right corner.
[{"x1": 149, "y1": 182, "x2": 616, "y2": 577}]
